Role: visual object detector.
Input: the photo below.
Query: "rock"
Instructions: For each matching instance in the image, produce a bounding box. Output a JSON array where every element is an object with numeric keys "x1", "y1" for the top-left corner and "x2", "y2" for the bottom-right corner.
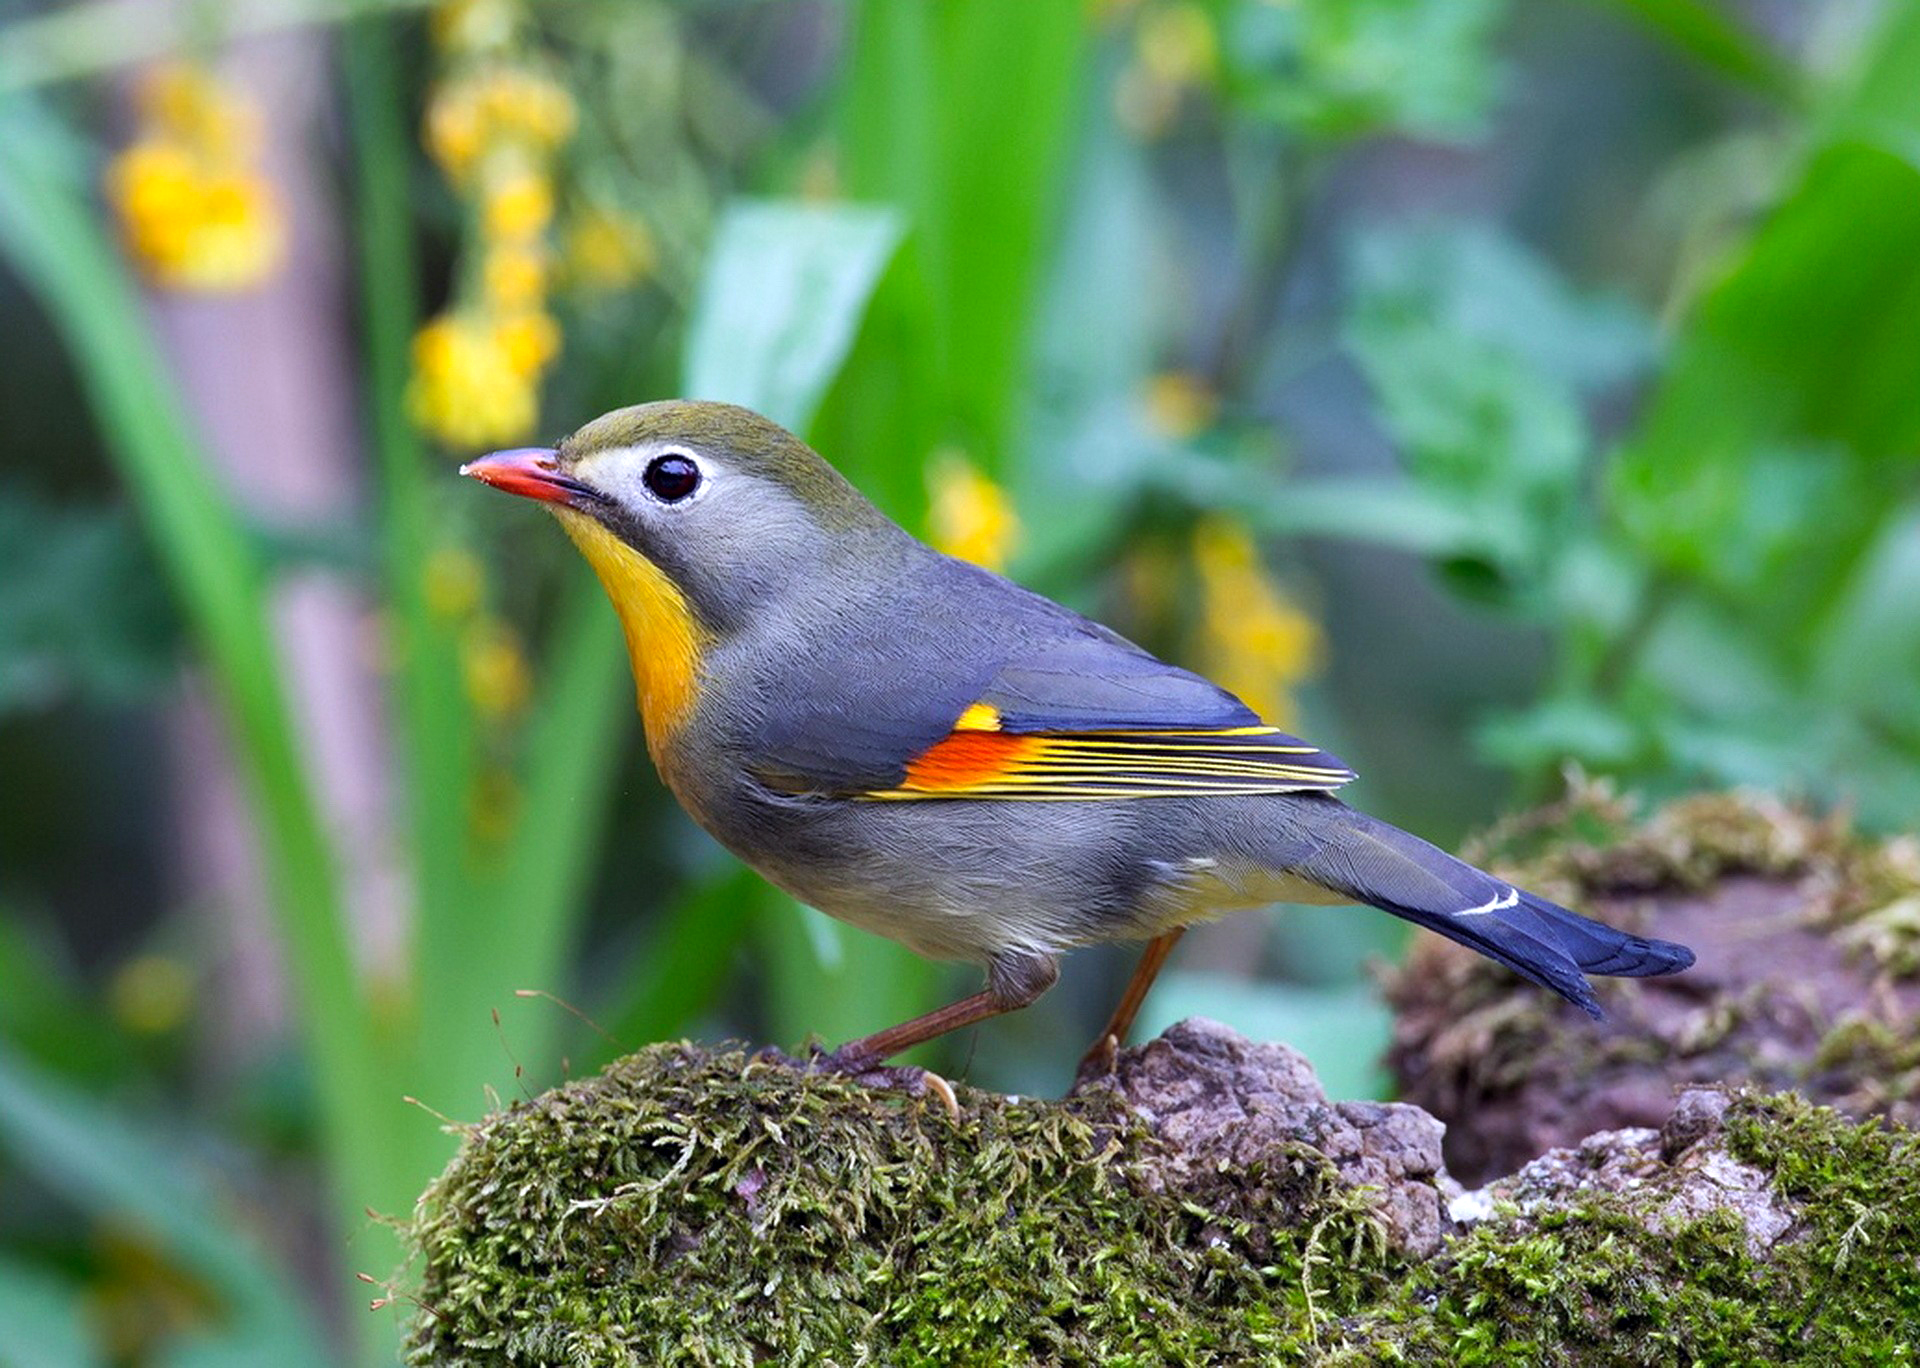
[
  {"x1": 1456, "y1": 1088, "x2": 1792, "y2": 1258},
  {"x1": 1340, "y1": 1088, "x2": 1920, "y2": 1363},
  {"x1": 403, "y1": 1024, "x2": 1920, "y2": 1366},
  {"x1": 1385, "y1": 786, "x2": 1920, "y2": 1183},
  {"x1": 1102, "y1": 1018, "x2": 1447, "y2": 1255}
]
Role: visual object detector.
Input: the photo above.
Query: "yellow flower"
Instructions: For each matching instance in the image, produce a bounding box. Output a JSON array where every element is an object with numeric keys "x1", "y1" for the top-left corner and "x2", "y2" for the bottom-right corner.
[
  {"x1": 1144, "y1": 370, "x2": 1218, "y2": 440},
  {"x1": 105, "y1": 65, "x2": 285, "y2": 290},
  {"x1": 417, "y1": 2, "x2": 574, "y2": 446},
  {"x1": 426, "y1": 68, "x2": 576, "y2": 182},
  {"x1": 482, "y1": 162, "x2": 555, "y2": 241},
  {"x1": 108, "y1": 955, "x2": 194, "y2": 1036},
  {"x1": 139, "y1": 62, "x2": 260, "y2": 160},
  {"x1": 425, "y1": 84, "x2": 486, "y2": 181},
  {"x1": 461, "y1": 618, "x2": 532, "y2": 720},
  {"x1": 407, "y1": 311, "x2": 544, "y2": 448},
  {"x1": 482, "y1": 241, "x2": 548, "y2": 310},
  {"x1": 1192, "y1": 516, "x2": 1319, "y2": 726},
  {"x1": 431, "y1": 0, "x2": 521, "y2": 54},
  {"x1": 928, "y1": 451, "x2": 1020, "y2": 571},
  {"x1": 1137, "y1": 2, "x2": 1218, "y2": 87},
  {"x1": 561, "y1": 205, "x2": 657, "y2": 290},
  {"x1": 495, "y1": 310, "x2": 560, "y2": 373},
  {"x1": 482, "y1": 69, "x2": 576, "y2": 149}
]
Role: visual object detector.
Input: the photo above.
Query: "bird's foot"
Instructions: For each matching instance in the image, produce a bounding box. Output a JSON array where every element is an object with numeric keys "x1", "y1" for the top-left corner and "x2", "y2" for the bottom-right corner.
[
  {"x1": 757, "y1": 1043, "x2": 960, "y2": 1118},
  {"x1": 1070, "y1": 1032, "x2": 1121, "y2": 1094}
]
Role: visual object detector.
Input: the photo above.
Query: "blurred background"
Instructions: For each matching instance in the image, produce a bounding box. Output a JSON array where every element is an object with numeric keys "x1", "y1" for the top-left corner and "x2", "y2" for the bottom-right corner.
[{"x1": 1, "y1": 0, "x2": 1917, "y2": 1362}]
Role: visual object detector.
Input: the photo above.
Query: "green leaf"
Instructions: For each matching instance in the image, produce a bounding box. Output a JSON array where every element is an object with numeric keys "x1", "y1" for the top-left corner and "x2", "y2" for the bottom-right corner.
[
  {"x1": 1478, "y1": 696, "x2": 1651, "y2": 774},
  {"x1": 1222, "y1": 0, "x2": 1513, "y2": 141},
  {"x1": 0, "y1": 1047, "x2": 325, "y2": 1368},
  {"x1": 1610, "y1": 142, "x2": 1920, "y2": 618},
  {"x1": 1811, "y1": 505, "x2": 1920, "y2": 735},
  {"x1": 1341, "y1": 222, "x2": 1654, "y2": 591},
  {"x1": 821, "y1": 0, "x2": 1087, "y2": 523},
  {"x1": 684, "y1": 200, "x2": 903, "y2": 434},
  {"x1": 1347, "y1": 222, "x2": 1655, "y2": 393},
  {"x1": 1583, "y1": 0, "x2": 1792, "y2": 97},
  {"x1": 1241, "y1": 478, "x2": 1513, "y2": 560},
  {"x1": 1611, "y1": 5, "x2": 1920, "y2": 628}
]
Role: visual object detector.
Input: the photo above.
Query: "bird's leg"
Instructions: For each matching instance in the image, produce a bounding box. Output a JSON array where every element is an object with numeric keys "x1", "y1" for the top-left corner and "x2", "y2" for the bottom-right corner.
[
  {"x1": 1075, "y1": 927, "x2": 1187, "y2": 1085},
  {"x1": 814, "y1": 950, "x2": 1060, "y2": 1080}
]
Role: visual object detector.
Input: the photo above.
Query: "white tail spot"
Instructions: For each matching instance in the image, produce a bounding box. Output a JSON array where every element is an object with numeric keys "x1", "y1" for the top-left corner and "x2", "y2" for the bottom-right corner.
[{"x1": 1458, "y1": 886, "x2": 1519, "y2": 917}]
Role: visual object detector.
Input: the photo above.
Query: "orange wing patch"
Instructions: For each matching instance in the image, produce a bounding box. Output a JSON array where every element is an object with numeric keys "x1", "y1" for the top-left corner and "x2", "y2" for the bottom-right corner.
[
  {"x1": 870, "y1": 725, "x2": 1354, "y2": 801},
  {"x1": 902, "y1": 731, "x2": 1045, "y2": 791}
]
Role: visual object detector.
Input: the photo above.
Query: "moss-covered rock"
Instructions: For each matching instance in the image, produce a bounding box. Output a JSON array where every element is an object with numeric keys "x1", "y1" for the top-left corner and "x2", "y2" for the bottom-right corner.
[
  {"x1": 403, "y1": 1023, "x2": 1920, "y2": 1366},
  {"x1": 403, "y1": 1026, "x2": 1406, "y2": 1366},
  {"x1": 1342, "y1": 1090, "x2": 1920, "y2": 1365},
  {"x1": 1386, "y1": 783, "x2": 1920, "y2": 1182}
]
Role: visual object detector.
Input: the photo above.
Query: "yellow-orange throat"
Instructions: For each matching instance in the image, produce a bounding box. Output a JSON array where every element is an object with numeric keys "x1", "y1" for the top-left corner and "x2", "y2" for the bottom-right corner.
[{"x1": 554, "y1": 509, "x2": 710, "y2": 752}]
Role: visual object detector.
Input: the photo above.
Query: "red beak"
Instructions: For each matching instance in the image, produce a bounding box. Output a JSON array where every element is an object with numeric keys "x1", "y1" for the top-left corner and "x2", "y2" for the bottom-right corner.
[{"x1": 460, "y1": 448, "x2": 599, "y2": 507}]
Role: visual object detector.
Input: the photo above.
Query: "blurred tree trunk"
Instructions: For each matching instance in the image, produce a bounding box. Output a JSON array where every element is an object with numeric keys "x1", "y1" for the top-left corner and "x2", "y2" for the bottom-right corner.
[{"x1": 149, "y1": 31, "x2": 404, "y2": 1077}]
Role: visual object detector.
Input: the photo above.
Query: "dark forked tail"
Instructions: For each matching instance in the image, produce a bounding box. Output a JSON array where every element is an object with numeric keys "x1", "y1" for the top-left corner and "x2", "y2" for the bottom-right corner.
[{"x1": 1283, "y1": 798, "x2": 1695, "y2": 1017}]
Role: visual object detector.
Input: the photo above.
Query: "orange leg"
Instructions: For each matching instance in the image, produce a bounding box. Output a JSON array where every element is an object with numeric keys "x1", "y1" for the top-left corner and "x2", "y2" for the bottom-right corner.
[
  {"x1": 1076, "y1": 927, "x2": 1187, "y2": 1081},
  {"x1": 821, "y1": 951, "x2": 1060, "y2": 1075},
  {"x1": 826, "y1": 991, "x2": 1009, "y2": 1072}
]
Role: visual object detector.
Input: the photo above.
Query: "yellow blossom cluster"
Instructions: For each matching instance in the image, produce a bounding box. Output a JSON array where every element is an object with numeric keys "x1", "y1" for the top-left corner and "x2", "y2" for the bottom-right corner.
[
  {"x1": 425, "y1": 66, "x2": 576, "y2": 185},
  {"x1": 409, "y1": 310, "x2": 559, "y2": 449},
  {"x1": 1191, "y1": 516, "x2": 1319, "y2": 727},
  {"x1": 408, "y1": 0, "x2": 576, "y2": 449},
  {"x1": 105, "y1": 63, "x2": 286, "y2": 290},
  {"x1": 928, "y1": 451, "x2": 1021, "y2": 572}
]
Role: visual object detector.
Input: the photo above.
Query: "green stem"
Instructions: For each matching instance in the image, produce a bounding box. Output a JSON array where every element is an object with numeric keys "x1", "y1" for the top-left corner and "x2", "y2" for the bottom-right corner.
[{"x1": 338, "y1": 11, "x2": 480, "y2": 1087}]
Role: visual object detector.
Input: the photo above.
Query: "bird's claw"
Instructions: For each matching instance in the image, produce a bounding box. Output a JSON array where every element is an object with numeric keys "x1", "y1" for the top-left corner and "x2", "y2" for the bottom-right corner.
[
  {"x1": 758, "y1": 1043, "x2": 961, "y2": 1119},
  {"x1": 1071, "y1": 1032, "x2": 1121, "y2": 1093}
]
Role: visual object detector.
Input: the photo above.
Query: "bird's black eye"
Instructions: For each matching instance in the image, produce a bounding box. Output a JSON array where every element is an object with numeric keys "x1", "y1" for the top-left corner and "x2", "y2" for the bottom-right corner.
[{"x1": 643, "y1": 452, "x2": 701, "y2": 503}]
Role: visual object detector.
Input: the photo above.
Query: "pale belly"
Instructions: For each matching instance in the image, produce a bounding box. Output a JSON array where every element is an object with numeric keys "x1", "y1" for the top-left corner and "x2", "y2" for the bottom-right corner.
[{"x1": 704, "y1": 784, "x2": 1352, "y2": 967}]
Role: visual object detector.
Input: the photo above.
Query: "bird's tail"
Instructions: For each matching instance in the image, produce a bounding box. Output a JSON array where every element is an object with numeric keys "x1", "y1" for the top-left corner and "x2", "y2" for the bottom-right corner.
[{"x1": 1284, "y1": 799, "x2": 1695, "y2": 1018}]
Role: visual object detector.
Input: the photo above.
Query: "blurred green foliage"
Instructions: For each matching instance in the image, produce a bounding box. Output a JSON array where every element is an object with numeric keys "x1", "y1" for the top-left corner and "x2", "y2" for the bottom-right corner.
[{"x1": 0, "y1": 0, "x2": 1916, "y2": 1363}]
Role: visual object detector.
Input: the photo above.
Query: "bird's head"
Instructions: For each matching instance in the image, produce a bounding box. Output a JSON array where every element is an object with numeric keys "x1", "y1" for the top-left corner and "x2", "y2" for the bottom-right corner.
[
  {"x1": 462, "y1": 399, "x2": 898, "y2": 742},
  {"x1": 464, "y1": 399, "x2": 896, "y2": 632}
]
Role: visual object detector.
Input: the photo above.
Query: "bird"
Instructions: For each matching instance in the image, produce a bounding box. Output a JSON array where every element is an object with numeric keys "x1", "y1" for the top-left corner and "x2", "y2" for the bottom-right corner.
[{"x1": 462, "y1": 400, "x2": 1695, "y2": 1083}]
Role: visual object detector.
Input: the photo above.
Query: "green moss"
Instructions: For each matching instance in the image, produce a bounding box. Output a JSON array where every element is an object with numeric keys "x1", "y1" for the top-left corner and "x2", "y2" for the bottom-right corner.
[
  {"x1": 405, "y1": 1048, "x2": 1920, "y2": 1365},
  {"x1": 1339, "y1": 1095, "x2": 1920, "y2": 1365},
  {"x1": 403, "y1": 1044, "x2": 1400, "y2": 1366}
]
